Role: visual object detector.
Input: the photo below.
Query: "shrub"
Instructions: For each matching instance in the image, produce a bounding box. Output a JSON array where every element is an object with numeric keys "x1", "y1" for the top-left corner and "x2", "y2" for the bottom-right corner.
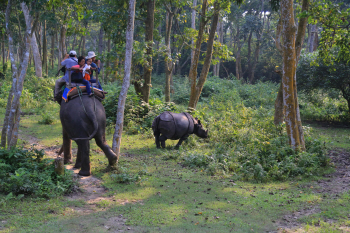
[
  {"x1": 0, "y1": 148, "x2": 77, "y2": 197},
  {"x1": 38, "y1": 112, "x2": 55, "y2": 125}
]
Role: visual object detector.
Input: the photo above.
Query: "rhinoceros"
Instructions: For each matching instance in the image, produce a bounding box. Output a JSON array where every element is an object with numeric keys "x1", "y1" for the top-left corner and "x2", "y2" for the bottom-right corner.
[{"x1": 152, "y1": 111, "x2": 208, "y2": 149}]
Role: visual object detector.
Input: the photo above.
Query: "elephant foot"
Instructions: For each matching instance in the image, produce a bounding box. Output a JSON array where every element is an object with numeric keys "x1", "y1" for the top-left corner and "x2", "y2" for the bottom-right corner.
[
  {"x1": 78, "y1": 170, "x2": 91, "y2": 176},
  {"x1": 73, "y1": 163, "x2": 82, "y2": 169},
  {"x1": 64, "y1": 159, "x2": 73, "y2": 164},
  {"x1": 108, "y1": 155, "x2": 118, "y2": 166}
]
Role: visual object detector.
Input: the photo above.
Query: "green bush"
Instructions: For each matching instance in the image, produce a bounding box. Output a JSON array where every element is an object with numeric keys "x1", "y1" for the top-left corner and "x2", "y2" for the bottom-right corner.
[
  {"x1": 0, "y1": 148, "x2": 77, "y2": 198},
  {"x1": 38, "y1": 112, "x2": 55, "y2": 125}
]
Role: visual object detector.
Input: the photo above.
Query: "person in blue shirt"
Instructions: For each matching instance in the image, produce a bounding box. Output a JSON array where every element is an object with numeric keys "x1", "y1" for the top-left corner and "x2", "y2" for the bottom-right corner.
[{"x1": 54, "y1": 50, "x2": 78, "y2": 98}]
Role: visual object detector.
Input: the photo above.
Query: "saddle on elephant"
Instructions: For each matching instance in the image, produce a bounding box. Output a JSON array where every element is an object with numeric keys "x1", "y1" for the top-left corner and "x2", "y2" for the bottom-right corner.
[
  {"x1": 62, "y1": 83, "x2": 106, "y2": 102},
  {"x1": 60, "y1": 67, "x2": 106, "y2": 102}
]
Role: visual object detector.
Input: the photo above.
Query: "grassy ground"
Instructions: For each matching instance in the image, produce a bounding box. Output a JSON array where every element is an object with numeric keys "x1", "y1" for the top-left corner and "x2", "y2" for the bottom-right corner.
[{"x1": 1, "y1": 106, "x2": 350, "y2": 232}]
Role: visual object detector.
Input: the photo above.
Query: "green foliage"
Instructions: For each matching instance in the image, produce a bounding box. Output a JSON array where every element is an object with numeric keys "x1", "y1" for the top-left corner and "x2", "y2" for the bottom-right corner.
[
  {"x1": 308, "y1": 0, "x2": 350, "y2": 64},
  {"x1": 103, "y1": 83, "x2": 178, "y2": 134},
  {"x1": 0, "y1": 148, "x2": 77, "y2": 198},
  {"x1": 110, "y1": 166, "x2": 141, "y2": 184},
  {"x1": 297, "y1": 51, "x2": 350, "y2": 122},
  {"x1": 38, "y1": 112, "x2": 56, "y2": 125}
]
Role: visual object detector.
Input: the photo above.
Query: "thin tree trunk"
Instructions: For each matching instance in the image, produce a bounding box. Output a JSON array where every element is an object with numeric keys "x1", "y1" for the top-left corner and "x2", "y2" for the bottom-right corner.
[
  {"x1": 188, "y1": 0, "x2": 208, "y2": 109},
  {"x1": 112, "y1": 0, "x2": 136, "y2": 163},
  {"x1": 31, "y1": 33, "x2": 42, "y2": 77},
  {"x1": 2, "y1": 1, "x2": 32, "y2": 148},
  {"x1": 141, "y1": 0, "x2": 155, "y2": 103},
  {"x1": 308, "y1": 24, "x2": 317, "y2": 53},
  {"x1": 188, "y1": 1, "x2": 220, "y2": 109},
  {"x1": 56, "y1": 31, "x2": 60, "y2": 69},
  {"x1": 42, "y1": 20, "x2": 48, "y2": 76},
  {"x1": 106, "y1": 37, "x2": 111, "y2": 79},
  {"x1": 71, "y1": 34, "x2": 77, "y2": 50},
  {"x1": 2, "y1": 34, "x2": 5, "y2": 72},
  {"x1": 191, "y1": 0, "x2": 197, "y2": 64},
  {"x1": 60, "y1": 25, "x2": 67, "y2": 60},
  {"x1": 98, "y1": 24, "x2": 104, "y2": 81},
  {"x1": 51, "y1": 34, "x2": 54, "y2": 69},
  {"x1": 164, "y1": 9, "x2": 177, "y2": 102}
]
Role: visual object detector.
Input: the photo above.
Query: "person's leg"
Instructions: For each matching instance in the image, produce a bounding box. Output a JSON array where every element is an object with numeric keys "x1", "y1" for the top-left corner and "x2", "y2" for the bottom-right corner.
[
  {"x1": 81, "y1": 79, "x2": 92, "y2": 95},
  {"x1": 54, "y1": 77, "x2": 66, "y2": 96},
  {"x1": 90, "y1": 79, "x2": 102, "y2": 89}
]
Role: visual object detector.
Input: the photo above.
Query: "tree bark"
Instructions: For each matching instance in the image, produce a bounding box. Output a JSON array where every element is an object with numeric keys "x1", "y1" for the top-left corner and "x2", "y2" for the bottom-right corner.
[
  {"x1": 191, "y1": 0, "x2": 197, "y2": 64},
  {"x1": 31, "y1": 33, "x2": 42, "y2": 77},
  {"x1": 188, "y1": 0, "x2": 208, "y2": 109},
  {"x1": 98, "y1": 24, "x2": 104, "y2": 81},
  {"x1": 141, "y1": 0, "x2": 155, "y2": 103},
  {"x1": 60, "y1": 25, "x2": 67, "y2": 60},
  {"x1": 279, "y1": 0, "x2": 309, "y2": 151},
  {"x1": 51, "y1": 34, "x2": 54, "y2": 70},
  {"x1": 188, "y1": 1, "x2": 220, "y2": 109},
  {"x1": 106, "y1": 37, "x2": 111, "y2": 79},
  {"x1": 2, "y1": 1, "x2": 32, "y2": 148},
  {"x1": 112, "y1": 0, "x2": 136, "y2": 164},
  {"x1": 42, "y1": 21, "x2": 48, "y2": 76},
  {"x1": 164, "y1": 8, "x2": 177, "y2": 102}
]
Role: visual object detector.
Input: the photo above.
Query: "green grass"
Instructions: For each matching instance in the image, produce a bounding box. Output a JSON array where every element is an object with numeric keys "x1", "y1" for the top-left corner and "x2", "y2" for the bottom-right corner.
[{"x1": 0, "y1": 112, "x2": 349, "y2": 232}]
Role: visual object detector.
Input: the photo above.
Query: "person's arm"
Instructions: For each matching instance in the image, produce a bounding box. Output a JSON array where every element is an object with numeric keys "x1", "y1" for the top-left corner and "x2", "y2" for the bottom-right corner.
[
  {"x1": 71, "y1": 65, "x2": 82, "y2": 70},
  {"x1": 60, "y1": 54, "x2": 70, "y2": 65}
]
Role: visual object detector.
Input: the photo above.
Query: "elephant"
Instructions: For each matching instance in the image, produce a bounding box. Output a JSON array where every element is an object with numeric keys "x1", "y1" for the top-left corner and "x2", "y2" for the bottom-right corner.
[
  {"x1": 60, "y1": 95, "x2": 117, "y2": 176},
  {"x1": 152, "y1": 111, "x2": 208, "y2": 149}
]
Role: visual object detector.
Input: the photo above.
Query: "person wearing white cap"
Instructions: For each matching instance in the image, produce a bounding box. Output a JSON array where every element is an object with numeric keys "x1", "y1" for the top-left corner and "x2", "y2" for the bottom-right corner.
[
  {"x1": 85, "y1": 51, "x2": 102, "y2": 89},
  {"x1": 54, "y1": 50, "x2": 78, "y2": 99}
]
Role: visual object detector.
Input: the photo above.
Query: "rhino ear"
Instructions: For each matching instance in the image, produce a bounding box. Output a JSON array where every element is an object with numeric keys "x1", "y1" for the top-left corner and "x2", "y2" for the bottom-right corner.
[
  {"x1": 197, "y1": 119, "x2": 201, "y2": 125},
  {"x1": 195, "y1": 117, "x2": 198, "y2": 121}
]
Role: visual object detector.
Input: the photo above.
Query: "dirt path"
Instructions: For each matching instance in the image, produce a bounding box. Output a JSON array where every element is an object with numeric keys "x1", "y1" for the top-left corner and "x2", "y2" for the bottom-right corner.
[
  {"x1": 277, "y1": 149, "x2": 350, "y2": 232},
  {"x1": 19, "y1": 134, "x2": 135, "y2": 232}
]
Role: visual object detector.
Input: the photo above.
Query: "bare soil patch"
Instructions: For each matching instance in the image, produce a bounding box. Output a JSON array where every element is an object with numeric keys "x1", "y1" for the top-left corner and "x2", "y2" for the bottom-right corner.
[{"x1": 277, "y1": 149, "x2": 350, "y2": 232}]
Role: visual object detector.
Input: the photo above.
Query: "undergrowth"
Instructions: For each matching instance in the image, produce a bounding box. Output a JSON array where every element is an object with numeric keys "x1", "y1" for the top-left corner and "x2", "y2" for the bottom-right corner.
[{"x1": 0, "y1": 148, "x2": 77, "y2": 198}]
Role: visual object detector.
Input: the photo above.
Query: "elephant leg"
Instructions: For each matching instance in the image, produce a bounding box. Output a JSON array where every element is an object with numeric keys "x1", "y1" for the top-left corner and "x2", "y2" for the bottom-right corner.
[
  {"x1": 175, "y1": 135, "x2": 189, "y2": 149},
  {"x1": 154, "y1": 131, "x2": 161, "y2": 149},
  {"x1": 159, "y1": 135, "x2": 167, "y2": 148},
  {"x1": 63, "y1": 129, "x2": 72, "y2": 164},
  {"x1": 94, "y1": 134, "x2": 118, "y2": 166},
  {"x1": 77, "y1": 140, "x2": 91, "y2": 176},
  {"x1": 74, "y1": 147, "x2": 82, "y2": 169}
]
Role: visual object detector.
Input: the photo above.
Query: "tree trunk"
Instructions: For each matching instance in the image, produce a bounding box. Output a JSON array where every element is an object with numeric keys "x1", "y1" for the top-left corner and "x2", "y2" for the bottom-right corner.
[
  {"x1": 106, "y1": 37, "x2": 111, "y2": 79},
  {"x1": 308, "y1": 24, "x2": 317, "y2": 53},
  {"x1": 191, "y1": 0, "x2": 197, "y2": 65},
  {"x1": 188, "y1": 1, "x2": 220, "y2": 109},
  {"x1": 2, "y1": 1, "x2": 32, "y2": 149},
  {"x1": 56, "y1": 31, "x2": 60, "y2": 69},
  {"x1": 112, "y1": 0, "x2": 136, "y2": 163},
  {"x1": 60, "y1": 25, "x2": 67, "y2": 60},
  {"x1": 82, "y1": 35, "x2": 86, "y2": 56},
  {"x1": 2, "y1": 34, "x2": 5, "y2": 73},
  {"x1": 98, "y1": 24, "x2": 104, "y2": 81},
  {"x1": 164, "y1": 9, "x2": 176, "y2": 102},
  {"x1": 188, "y1": 0, "x2": 208, "y2": 109},
  {"x1": 51, "y1": 34, "x2": 54, "y2": 70},
  {"x1": 142, "y1": 0, "x2": 155, "y2": 103},
  {"x1": 42, "y1": 20, "x2": 48, "y2": 76},
  {"x1": 71, "y1": 34, "x2": 77, "y2": 50},
  {"x1": 31, "y1": 33, "x2": 42, "y2": 77}
]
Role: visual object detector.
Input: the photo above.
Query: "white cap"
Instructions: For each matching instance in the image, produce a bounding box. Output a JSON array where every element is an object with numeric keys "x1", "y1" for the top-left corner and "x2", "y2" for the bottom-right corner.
[
  {"x1": 69, "y1": 50, "x2": 77, "y2": 56},
  {"x1": 86, "y1": 51, "x2": 96, "y2": 59}
]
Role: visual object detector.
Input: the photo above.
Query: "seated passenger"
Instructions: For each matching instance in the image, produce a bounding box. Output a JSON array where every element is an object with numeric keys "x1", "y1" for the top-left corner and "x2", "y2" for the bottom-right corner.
[
  {"x1": 54, "y1": 51, "x2": 78, "y2": 99},
  {"x1": 85, "y1": 51, "x2": 102, "y2": 89},
  {"x1": 71, "y1": 56, "x2": 93, "y2": 96}
]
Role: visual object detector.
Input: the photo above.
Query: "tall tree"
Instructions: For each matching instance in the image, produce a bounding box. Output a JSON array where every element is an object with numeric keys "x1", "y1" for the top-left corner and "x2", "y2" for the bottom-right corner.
[
  {"x1": 112, "y1": 0, "x2": 136, "y2": 164},
  {"x1": 274, "y1": 0, "x2": 309, "y2": 150},
  {"x1": 1, "y1": 0, "x2": 33, "y2": 149},
  {"x1": 31, "y1": 32, "x2": 42, "y2": 77},
  {"x1": 133, "y1": 0, "x2": 155, "y2": 103},
  {"x1": 42, "y1": 20, "x2": 48, "y2": 76}
]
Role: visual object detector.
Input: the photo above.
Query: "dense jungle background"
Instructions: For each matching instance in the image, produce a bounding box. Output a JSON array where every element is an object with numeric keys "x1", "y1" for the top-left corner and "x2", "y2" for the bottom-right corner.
[{"x1": 0, "y1": 0, "x2": 350, "y2": 232}]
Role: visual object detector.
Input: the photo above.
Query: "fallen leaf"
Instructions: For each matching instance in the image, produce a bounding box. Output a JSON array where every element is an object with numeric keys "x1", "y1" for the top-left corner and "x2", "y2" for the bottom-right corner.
[{"x1": 195, "y1": 222, "x2": 199, "y2": 225}]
